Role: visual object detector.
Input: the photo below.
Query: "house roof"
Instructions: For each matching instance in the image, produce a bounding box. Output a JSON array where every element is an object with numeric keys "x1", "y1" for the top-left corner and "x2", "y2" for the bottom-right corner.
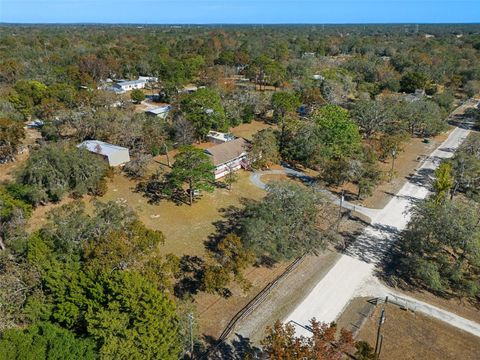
[
  {"x1": 77, "y1": 140, "x2": 128, "y2": 157},
  {"x1": 145, "y1": 105, "x2": 171, "y2": 115},
  {"x1": 206, "y1": 131, "x2": 235, "y2": 143},
  {"x1": 204, "y1": 138, "x2": 249, "y2": 166},
  {"x1": 115, "y1": 79, "x2": 146, "y2": 87}
]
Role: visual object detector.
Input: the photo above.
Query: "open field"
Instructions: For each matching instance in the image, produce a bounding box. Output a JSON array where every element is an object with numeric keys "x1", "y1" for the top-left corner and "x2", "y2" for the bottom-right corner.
[
  {"x1": 91, "y1": 169, "x2": 265, "y2": 257},
  {"x1": 11, "y1": 118, "x2": 473, "y2": 342},
  {"x1": 355, "y1": 301, "x2": 480, "y2": 360},
  {"x1": 90, "y1": 164, "x2": 366, "y2": 338}
]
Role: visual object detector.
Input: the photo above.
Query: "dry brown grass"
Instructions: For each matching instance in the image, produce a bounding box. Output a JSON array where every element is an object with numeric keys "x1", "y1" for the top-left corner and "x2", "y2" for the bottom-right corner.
[
  {"x1": 230, "y1": 121, "x2": 275, "y2": 141},
  {"x1": 195, "y1": 260, "x2": 291, "y2": 339},
  {"x1": 357, "y1": 302, "x2": 480, "y2": 360},
  {"x1": 84, "y1": 169, "x2": 265, "y2": 257}
]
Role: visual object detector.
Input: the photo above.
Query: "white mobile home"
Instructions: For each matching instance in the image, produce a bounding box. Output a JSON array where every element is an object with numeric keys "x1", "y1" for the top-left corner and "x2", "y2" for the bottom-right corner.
[
  {"x1": 113, "y1": 79, "x2": 147, "y2": 93},
  {"x1": 77, "y1": 140, "x2": 130, "y2": 167}
]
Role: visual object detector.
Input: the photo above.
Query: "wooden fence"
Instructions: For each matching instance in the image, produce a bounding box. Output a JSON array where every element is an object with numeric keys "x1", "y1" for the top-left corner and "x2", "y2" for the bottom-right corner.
[
  {"x1": 218, "y1": 253, "x2": 308, "y2": 341},
  {"x1": 200, "y1": 254, "x2": 308, "y2": 358}
]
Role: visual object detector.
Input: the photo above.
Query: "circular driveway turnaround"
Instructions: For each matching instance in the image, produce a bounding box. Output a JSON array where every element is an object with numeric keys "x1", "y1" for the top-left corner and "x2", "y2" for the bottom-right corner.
[{"x1": 250, "y1": 168, "x2": 381, "y2": 220}]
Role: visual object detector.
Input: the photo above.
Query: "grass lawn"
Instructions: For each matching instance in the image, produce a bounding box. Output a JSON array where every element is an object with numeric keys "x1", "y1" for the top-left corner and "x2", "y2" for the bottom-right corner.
[
  {"x1": 230, "y1": 120, "x2": 275, "y2": 141},
  {"x1": 356, "y1": 302, "x2": 480, "y2": 360},
  {"x1": 89, "y1": 169, "x2": 265, "y2": 257}
]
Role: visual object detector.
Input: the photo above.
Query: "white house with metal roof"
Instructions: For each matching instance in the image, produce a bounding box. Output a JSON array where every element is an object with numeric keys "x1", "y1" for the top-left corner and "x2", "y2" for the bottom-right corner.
[
  {"x1": 145, "y1": 105, "x2": 171, "y2": 119},
  {"x1": 77, "y1": 140, "x2": 130, "y2": 167},
  {"x1": 113, "y1": 79, "x2": 147, "y2": 93}
]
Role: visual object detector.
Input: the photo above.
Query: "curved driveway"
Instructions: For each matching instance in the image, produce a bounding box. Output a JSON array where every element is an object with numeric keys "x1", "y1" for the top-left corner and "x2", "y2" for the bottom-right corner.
[{"x1": 250, "y1": 169, "x2": 381, "y2": 220}]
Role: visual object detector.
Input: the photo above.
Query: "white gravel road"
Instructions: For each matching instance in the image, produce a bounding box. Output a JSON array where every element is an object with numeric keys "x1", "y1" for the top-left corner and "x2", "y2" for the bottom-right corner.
[{"x1": 284, "y1": 125, "x2": 477, "y2": 337}]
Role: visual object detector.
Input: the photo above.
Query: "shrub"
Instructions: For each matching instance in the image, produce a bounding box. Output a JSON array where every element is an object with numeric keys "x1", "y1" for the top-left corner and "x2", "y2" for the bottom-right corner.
[{"x1": 18, "y1": 144, "x2": 109, "y2": 202}]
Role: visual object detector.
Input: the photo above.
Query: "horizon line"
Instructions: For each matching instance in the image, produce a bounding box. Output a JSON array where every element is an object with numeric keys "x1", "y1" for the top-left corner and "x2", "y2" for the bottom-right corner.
[{"x1": 1, "y1": 22, "x2": 480, "y2": 26}]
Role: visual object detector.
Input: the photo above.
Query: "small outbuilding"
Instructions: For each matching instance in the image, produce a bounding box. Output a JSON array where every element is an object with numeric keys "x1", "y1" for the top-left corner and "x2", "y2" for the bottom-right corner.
[
  {"x1": 145, "y1": 105, "x2": 171, "y2": 119},
  {"x1": 204, "y1": 138, "x2": 249, "y2": 180},
  {"x1": 138, "y1": 76, "x2": 158, "y2": 83},
  {"x1": 77, "y1": 140, "x2": 130, "y2": 167},
  {"x1": 206, "y1": 131, "x2": 236, "y2": 144}
]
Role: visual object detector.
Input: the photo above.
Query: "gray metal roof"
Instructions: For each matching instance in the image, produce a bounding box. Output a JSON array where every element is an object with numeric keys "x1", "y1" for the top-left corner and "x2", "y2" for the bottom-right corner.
[
  {"x1": 77, "y1": 140, "x2": 128, "y2": 156},
  {"x1": 115, "y1": 79, "x2": 146, "y2": 87},
  {"x1": 145, "y1": 105, "x2": 171, "y2": 115}
]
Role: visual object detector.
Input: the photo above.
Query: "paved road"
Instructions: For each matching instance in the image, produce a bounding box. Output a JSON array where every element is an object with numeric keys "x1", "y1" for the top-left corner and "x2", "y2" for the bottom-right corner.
[
  {"x1": 250, "y1": 169, "x2": 381, "y2": 220},
  {"x1": 284, "y1": 125, "x2": 476, "y2": 337}
]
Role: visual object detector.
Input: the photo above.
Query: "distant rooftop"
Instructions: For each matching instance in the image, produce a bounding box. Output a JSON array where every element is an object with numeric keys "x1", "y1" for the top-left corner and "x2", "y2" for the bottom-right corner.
[
  {"x1": 77, "y1": 140, "x2": 128, "y2": 156},
  {"x1": 115, "y1": 79, "x2": 147, "y2": 86},
  {"x1": 145, "y1": 105, "x2": 171, "y2": 115},
  {"x1": 207, "y1": 131, "x2": 236, "y2": 143}
]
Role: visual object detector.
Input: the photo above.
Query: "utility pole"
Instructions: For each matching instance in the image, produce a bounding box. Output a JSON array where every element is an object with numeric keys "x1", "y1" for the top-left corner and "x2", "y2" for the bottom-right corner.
[
  {"x1": 374, "y1": 308, "x2": 386, "y2": 357},
  {"x1": 389, "y1": 148, "x2": 397, "y2": 183},
  {"x1": 187, "y1": 312, "x2": 194, "y2": 356},
  {"x1": 164, "y1": 143, "x2": 171, "y2": 167},
  {"x1": 337, "y1": 190, "x2": 345, "y2": 232},
  {"x1": 377, "y1": 334, "x2": 384, "y2": 360}
]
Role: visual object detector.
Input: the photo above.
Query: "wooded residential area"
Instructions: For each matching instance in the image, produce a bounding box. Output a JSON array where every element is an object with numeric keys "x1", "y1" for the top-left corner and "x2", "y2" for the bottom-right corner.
[{"x1": 1, "y1": 23, "x2": 480, "y2": 359}]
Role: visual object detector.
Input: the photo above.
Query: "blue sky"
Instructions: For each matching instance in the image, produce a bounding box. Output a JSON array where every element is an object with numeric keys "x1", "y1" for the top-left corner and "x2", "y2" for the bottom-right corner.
[{"x1": 1, "y1": 0, "x2": 479, "y2": 24}]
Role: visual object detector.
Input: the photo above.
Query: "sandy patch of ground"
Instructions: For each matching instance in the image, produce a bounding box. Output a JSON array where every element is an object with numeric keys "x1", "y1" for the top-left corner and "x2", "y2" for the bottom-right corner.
[{"x1": 231, "y1": 251, "x2": 341, "y2": 344}]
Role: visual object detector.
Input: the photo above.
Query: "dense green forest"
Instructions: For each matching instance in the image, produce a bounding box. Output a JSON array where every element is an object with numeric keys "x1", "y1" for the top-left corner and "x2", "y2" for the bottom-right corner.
[{"x1": 1, "y1": 24, "x2": 480, "y2": 359}]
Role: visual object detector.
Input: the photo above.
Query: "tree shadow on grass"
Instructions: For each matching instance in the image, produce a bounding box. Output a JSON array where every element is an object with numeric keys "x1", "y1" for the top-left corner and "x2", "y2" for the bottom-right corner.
[
  {"x1": 203, "y1": 200, "x2": 278, "y2": 269},
  {"x1": 285, "y1": 172, "x2": 315, "y2": 186},
  {"x1": 196, "y1": 334, "x2": 262, "y2": 360},
  {"x1": 135, "y1": 180, "x2": 191, "y2": 206},
  {"x1": 204, "y1": 204, "x2": 246, "y2": 253},
  {"x1": 375, "y1": 241, "x2": 480, "y2": 312},
  {"x1": 174, "y1": 255, "x2": 205, "y2": 299}
]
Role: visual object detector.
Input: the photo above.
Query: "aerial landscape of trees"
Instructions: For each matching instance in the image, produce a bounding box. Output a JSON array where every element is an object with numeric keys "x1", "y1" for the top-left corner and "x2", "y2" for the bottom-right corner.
[{"x1": 0, "y1": 23, "x2": 480, "y2": 358}]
